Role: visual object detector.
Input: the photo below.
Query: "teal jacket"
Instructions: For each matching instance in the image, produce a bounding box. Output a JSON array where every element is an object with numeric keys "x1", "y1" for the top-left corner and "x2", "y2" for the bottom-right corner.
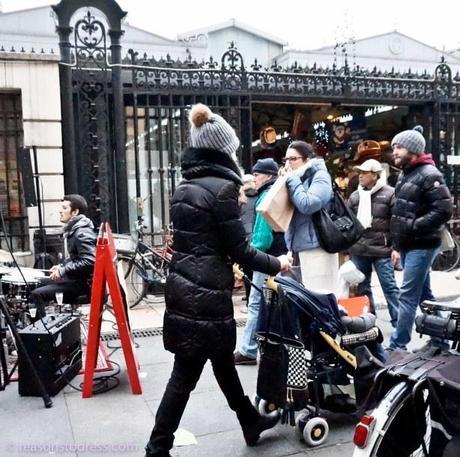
[{"x1": 251, "y1": 189, "x2": 273, "y2": 252}]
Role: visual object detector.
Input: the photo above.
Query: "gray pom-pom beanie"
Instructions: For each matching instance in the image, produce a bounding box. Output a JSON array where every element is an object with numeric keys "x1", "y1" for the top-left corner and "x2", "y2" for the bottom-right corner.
[
  {"x1": 391, "y1": 125, "x2": 426, "y2": 155},
  {"x1": 189, "y1": 104, "x2": 240, "y2": 158}
]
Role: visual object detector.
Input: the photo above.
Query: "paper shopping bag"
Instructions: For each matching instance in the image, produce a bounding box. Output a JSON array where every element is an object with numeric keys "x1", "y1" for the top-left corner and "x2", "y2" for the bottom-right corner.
[{"x1": 256, "y1": 175, "x2": 294, "y2": 232}]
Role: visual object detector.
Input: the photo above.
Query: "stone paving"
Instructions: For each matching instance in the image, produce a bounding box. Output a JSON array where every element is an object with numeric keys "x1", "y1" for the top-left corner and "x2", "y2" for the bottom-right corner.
[{"x1": 1, "y1": 268, "x2": 458, "y2": 457}]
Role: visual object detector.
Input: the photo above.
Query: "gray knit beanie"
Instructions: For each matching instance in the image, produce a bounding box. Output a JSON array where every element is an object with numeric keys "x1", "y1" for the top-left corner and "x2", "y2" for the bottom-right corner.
[
  {"x1": 391, "y1": 125, "x2": 426, "y2": 155},
  {"x1": 189, "y1": 104, "x2": 240, "y2": 158}
]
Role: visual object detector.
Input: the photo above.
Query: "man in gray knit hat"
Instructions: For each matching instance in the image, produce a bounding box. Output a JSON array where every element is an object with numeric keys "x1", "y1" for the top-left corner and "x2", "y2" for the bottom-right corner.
[{"x1": 388, "y1": 125, "x2": 452, "y2": 352}]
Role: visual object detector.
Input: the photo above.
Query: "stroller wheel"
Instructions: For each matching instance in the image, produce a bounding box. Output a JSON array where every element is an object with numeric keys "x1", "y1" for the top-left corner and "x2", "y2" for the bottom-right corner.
[
  {"x1": 251, "y1": 394, "x2": 261, "y2": 409},
  {"x1": 302, "y1": 416, "x2": 329, "y2": 447},
  {"x1": 295, "y1": 409, "x2": 313, "y2": 440},
  {"x1": 258, "y1": 399, "x2": 280, "y2": 419}
]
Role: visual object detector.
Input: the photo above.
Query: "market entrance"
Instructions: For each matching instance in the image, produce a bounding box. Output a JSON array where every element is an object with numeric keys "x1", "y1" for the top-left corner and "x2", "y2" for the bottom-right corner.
[{"x1": 250, "y1": 101, "x2": 430, "y2": 196}]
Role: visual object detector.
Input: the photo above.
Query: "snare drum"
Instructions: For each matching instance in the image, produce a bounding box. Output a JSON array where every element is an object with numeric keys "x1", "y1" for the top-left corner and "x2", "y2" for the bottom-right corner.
[{"x1": 1, "y1": 269, "x2": 45, "y2": 300}]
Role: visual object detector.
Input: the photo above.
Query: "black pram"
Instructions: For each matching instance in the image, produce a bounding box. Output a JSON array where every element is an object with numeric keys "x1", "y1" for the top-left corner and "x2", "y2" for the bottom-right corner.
[{"x1": 253, "y1": 275, "x2": 383, "y2": 447}]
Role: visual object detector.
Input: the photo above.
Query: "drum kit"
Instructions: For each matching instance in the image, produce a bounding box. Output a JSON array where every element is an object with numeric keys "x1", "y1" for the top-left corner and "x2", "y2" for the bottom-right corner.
[
  {"x1": 0, "y1": 266, "x2": 48, "y2": 328},
  {"x1": 0, "y1": 266, "x2": 53, "y2": 406}
]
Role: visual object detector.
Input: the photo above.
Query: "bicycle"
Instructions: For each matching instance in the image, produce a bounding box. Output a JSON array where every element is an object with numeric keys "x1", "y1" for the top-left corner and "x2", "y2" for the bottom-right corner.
[
  {"x1": 432, "y1": 223, "x2": 460, "y2": 272},
  {"x1": 352, "y1": 297, "x2": 460, "y2": 457},
  {"x1": 114, "y1": 221, "x2": 172, "y2": 308}
]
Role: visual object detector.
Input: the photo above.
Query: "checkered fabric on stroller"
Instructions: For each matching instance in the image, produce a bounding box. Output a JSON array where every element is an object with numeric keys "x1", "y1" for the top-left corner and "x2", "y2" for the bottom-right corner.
[{"x1": 256, "y1": 284, "x2": 307, "y2": 423}]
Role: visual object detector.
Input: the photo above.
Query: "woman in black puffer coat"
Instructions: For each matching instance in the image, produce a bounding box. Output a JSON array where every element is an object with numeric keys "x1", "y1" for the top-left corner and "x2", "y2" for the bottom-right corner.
[{"x1": 145, "y1": 104, "x2": 290, "y2": 457}]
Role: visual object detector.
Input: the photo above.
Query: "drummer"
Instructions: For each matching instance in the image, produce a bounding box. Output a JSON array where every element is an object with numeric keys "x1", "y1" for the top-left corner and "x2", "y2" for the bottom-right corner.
[{"x1": 29, "y1": 194, "x2": 97, "y2": 318}]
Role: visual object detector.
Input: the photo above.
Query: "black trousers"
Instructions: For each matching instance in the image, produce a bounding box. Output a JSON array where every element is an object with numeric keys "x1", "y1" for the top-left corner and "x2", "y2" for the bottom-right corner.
[
  {"x1": 147, "y1": 352, "x2": 246, "y2": 455},
  {"x1": 29, "y1": 278, "x2": 90, "y2": 317}
]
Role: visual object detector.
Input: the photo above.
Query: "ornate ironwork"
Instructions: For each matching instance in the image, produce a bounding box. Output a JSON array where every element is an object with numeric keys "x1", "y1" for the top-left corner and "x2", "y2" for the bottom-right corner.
[
  {"x1": 73, "y1": 10, "x2": 112, "y2": 226},
  {"x1": 54, "y1": 0, "x2": 129, "y2": 232},
  {"x1": 53, "y1": 0, "x2": 460, "y2": 234},
  {"x1": 125, "y1": 44, "x2": 460, "y2": 104}
]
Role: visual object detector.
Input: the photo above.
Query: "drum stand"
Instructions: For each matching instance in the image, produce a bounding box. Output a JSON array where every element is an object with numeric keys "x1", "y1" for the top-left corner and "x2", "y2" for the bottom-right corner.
[{"x1": 0, "y1": 295, "x2": 52, "y2": 408}]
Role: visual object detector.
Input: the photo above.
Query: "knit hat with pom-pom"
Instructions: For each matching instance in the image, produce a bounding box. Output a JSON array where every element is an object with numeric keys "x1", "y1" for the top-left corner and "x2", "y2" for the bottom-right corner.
[
  {"x1": 391, "y1": 125, "x2": 426, "y2": 155},
  {"x1": 189, "y1": 104, "x2": 240, "y2": 158}
]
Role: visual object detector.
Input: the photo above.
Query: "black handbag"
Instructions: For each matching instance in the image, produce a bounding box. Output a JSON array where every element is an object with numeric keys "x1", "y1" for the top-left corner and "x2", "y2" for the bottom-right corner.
[
  {"x1": 312, "y1": 188, "x2": 364, "y2": 253},
  {"x1": 256, "y1": 286, "x2": 303, "y2": 408}
]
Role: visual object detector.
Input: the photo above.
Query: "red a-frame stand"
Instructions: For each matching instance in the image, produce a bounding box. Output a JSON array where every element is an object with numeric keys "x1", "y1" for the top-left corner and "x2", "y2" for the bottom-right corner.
[{"x1": 82, "y1": 222, "x2": 142, "y2": 398}]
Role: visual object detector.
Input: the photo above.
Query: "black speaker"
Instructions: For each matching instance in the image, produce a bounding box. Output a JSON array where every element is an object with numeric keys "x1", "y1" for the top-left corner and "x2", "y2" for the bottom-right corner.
[
  {"x1": 16, "y1": 147, "x2": 37, "y2": 207},
  {"x1": 18, "y1": 314, "x2": 81, "y2": 396}
]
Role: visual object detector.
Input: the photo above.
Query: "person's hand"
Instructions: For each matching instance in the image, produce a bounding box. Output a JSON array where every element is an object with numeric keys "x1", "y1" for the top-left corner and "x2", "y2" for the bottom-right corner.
[
  {"x1": 279, "y1": 164, "x2": 290, "y2": 177},
  {"x1": 277, "y1": 254, "x2": 292, "y2": 272},
  {"x1": 232, "y1": 264, "x2": 244, "y2": 279},
  {"x1": 391, "y1": 250, "x2": 400, "y2": 267},
  {"x1": 49, "y1": 265, "x2": 62, "y2": 282}
]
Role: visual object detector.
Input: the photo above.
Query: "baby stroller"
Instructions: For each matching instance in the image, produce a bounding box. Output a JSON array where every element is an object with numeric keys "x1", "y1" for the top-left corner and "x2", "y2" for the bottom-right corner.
[{"x1": 253, "y1": 275, "x2": 383, "y2": 447}]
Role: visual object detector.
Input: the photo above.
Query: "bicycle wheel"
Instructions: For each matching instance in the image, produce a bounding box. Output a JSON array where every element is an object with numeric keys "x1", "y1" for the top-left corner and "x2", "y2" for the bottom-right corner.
[
  {"x1": 119, "y1": 256, "x2": 163, "y2": 306},
  {"x1": 432, "y1": 237, "x2": 460, "y2": 272},
  {"x1": 355, "y1": 382, "x2": 432, "y2": 457},
  {"x1": 141, "y1": 247, "x2": 170, "y2": 279}
]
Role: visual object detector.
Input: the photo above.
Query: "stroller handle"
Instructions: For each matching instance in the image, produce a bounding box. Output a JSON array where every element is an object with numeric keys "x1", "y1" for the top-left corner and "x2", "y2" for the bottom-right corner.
[
  {"x1": 266, "y1": 276, "x2": 278, "y2": 291},
  {"x1": 232, "y1": 264, "x2": 278, "y2": 292}
]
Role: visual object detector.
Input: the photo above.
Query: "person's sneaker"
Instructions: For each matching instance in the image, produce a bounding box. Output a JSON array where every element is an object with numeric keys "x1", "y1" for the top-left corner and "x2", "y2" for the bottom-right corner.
[{"x1": 234, "y1": 351, "x2": 257, "y2": 365}]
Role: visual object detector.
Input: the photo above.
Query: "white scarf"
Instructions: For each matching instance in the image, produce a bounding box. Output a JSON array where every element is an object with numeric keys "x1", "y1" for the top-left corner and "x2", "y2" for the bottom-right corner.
[
  {"x1": 357, "y1": 181, "x2": 385, "y2": 229},
  {"x1": 291, "y1": 158, "x2": 319, "y2": 177}
]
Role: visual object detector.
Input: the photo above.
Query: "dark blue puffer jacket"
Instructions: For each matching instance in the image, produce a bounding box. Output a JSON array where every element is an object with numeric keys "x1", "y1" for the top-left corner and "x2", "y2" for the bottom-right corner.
[{"x1": 390, "y1": 155, "x2": 452, "y2": 251}]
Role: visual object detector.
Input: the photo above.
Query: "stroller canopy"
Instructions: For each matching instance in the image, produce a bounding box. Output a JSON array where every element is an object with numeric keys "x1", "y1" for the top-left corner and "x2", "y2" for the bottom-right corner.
[{"x1": 275, "y1": 276, "x2": 345, "y2": 337}]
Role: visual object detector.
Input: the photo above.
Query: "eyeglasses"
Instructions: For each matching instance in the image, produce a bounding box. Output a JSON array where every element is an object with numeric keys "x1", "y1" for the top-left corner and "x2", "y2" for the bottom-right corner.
[{"x1": 282, "y1": 156, "x2": 303, "y2": 164}]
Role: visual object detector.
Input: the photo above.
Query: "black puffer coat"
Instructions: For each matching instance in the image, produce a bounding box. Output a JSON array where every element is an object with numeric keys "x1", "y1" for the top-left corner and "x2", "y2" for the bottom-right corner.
[
  {"x1": 164, "y1": 147, "x2": 281, "y2": 358},
  {"x1": 240, "y1": 188, "x2": 258, "y2": 242},
  {"x1": 59, "y1": 215, "x2": 96, "y2": 281},
  {"x1": 390, "y1": 155, "x2": 452, "y2": 251},
  {"x1": 348, "y1": 185, "x2": 395, "y2": 257}
]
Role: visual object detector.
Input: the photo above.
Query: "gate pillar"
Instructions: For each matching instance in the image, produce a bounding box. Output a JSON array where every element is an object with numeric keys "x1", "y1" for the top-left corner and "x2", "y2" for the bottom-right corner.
[{"x1": 53, "y1": 0, "x2": 129, "y2": 232}]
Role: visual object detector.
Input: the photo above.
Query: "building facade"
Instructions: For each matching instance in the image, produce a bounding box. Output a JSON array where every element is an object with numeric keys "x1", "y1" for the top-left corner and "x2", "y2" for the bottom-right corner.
[
  {"x1": 1, "y1": 0, "x2": 459, "y2": 259},
  {"x1": 0, "y1": 50, "x2": 61, "y2": 262}
]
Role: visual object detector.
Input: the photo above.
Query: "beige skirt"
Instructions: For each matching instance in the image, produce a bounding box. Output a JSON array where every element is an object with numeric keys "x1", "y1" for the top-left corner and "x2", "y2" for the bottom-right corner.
[{"x1": 298, "y1": 248, "x2": 339, "y2": 295}]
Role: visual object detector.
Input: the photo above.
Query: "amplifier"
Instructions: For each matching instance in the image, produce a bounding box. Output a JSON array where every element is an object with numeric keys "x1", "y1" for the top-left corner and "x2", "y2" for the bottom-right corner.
[{"x1": 18, "y1": 314, "x2": 81, "y2": 396}]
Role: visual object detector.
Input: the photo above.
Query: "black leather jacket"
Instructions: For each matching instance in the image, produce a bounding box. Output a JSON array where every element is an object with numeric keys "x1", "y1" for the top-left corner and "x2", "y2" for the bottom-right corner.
[{"x1": 59, "y1": 215, "x2": 96, "y2": 281}]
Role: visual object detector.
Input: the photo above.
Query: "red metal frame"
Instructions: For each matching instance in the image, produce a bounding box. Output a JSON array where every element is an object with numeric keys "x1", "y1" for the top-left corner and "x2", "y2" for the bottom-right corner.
[{"x1": 82, "y1": 222, "x2": 142, "y2": 398}]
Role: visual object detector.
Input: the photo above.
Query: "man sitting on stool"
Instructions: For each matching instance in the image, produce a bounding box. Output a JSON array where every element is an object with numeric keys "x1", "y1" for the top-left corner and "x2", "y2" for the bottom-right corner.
[{"x1": 30, "y1": 194, "x2": 96, "y2": 318}]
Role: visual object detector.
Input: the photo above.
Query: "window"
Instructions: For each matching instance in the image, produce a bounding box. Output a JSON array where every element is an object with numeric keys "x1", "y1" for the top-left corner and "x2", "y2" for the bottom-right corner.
[{"x1": 0, "y1": 92, "x2": 28, "y2": 251}]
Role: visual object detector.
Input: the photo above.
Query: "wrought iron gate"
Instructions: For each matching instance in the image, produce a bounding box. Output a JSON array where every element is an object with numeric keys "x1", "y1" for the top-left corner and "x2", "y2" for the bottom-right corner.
[
  {"x1": 124, "y1": 94, "x2": 251, "y2": 235},
  {"x1": 54, "y1": 0, "x2": 460, "y2": 236},
  {"x1": 434, "y1": 61, "x2": 460, "y2": 219},
  {"x1": 53, "y1": 0, "x2": 128, "y2": 232}
]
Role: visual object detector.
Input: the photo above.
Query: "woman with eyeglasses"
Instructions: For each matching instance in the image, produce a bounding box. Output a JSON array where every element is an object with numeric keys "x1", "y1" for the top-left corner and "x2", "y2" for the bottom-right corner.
[{"x1": 283, "y1": 141, "x2": 338, "y2": 294}]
